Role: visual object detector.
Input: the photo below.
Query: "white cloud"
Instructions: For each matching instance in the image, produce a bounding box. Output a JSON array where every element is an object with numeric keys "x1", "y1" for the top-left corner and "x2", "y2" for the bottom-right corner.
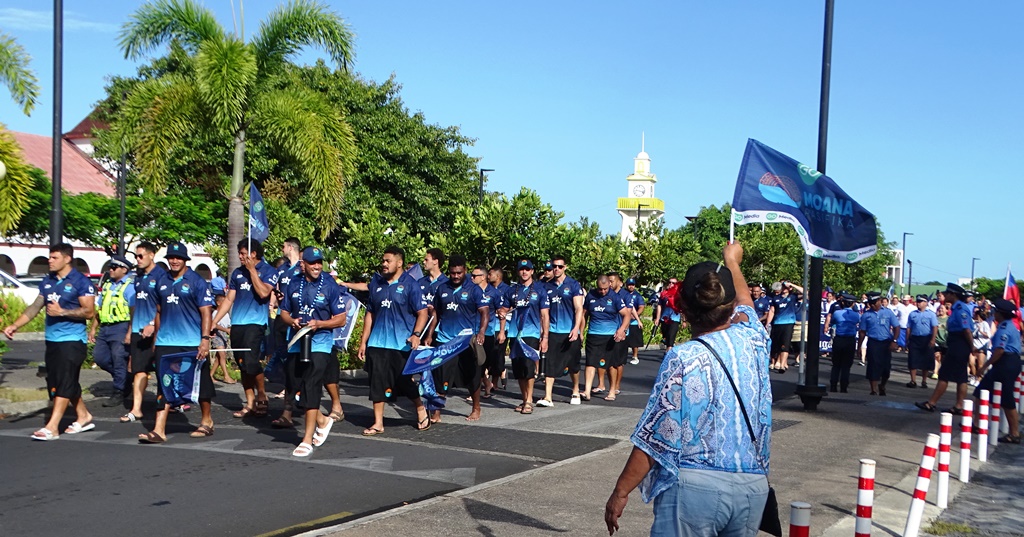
[{"x1": 0, "y1": 8, "x2": 118, "y2": 33}]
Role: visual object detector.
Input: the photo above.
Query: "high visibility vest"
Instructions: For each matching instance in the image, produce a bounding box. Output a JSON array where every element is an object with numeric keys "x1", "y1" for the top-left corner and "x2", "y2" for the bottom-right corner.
[{"x1": 98, "y1": 277, "x2": 133, "y2": 323}]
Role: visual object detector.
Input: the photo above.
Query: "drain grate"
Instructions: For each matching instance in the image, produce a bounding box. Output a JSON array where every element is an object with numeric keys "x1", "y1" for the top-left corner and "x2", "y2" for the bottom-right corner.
[{"x1": 772, "y1": 419, "x2": 800, "y2": 432}]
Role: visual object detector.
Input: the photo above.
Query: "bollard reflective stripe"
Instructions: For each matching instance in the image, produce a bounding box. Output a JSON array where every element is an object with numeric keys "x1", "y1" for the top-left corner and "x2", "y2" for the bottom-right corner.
[
  {"x1": 855, "y1": 459, "x2": 876, "y2": 537},
  {"x1": 904, "y1": 434, "x2": 940, "y2": 537},
  {"x1": 937, "y1": 413, "x2": 952, "y2": 509},
  {"x1": 958, "y1": 400, "x2": 974, "y2": 483},
  {"x1": 978, "y1": 390, "x2": 990, "y2": 462},
  {"x1": 992, "y1": 382, "x2": 1003, "y2": 444}
]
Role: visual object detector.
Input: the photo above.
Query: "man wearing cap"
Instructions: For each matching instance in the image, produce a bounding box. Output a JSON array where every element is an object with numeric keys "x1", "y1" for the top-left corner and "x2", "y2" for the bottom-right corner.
[
  {"x1": 89, "y1": 254, "x2": 136, "y2": 408},
  {"x1": 974, "y1": 299, "x2": 1021, "y2": 443},
  {"x1": 497, "y1": 258, "x2": 550, "y2": 415},
  {"x1": 484, "y1": 266, "x2": 511, "y2": 393},
  {"x1": 917, "y1": 283, "x2": 974, "y2": 413},
  {"x1": 138, "y1": 242, "x2": 215, "y2": 443},
  {"x1": 279, "y1": 246, "x2": 348, "y2": 456},
  {"x1": 121, "y1": 241, "x2": 168, "y2": 423},
  {"x1": 624, "y1": 277, "x2": 646, "y2": 365},
  {"x1": 828, "y1": 293, "x2": 860, "y2": 393},
  {"x1": 766, "y1": 280, "x2": 804, "y2": 373},
  {"x1": 212, "y1": 239, "x2": 279, "y2": 419},
  {"x1": 359, "y1": 246, "x2": 431, "y2": 435},
  {"x1": 539, "y1": 260, "x2": 555, "y2": 285},
  {"x1": 858, "y1": 291, "x2": 900, "y2": 395},
  {"x1": 581, "y1": 274, "x2": 630, "y2": 401},
  {"x1": 906, "y1": 295, "x2": 939, "y2": 388},
  {"x1": 538, "y1": 255, "x2": 585, "y2": 406},
  {"x1": 4, "y1": 243, "x2": 97, "y2": 441}
]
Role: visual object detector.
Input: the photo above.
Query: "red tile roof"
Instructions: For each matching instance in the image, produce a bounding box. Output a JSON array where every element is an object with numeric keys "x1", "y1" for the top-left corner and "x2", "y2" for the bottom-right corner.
[
  {"x1": 64, "y1": 114, "x2": 108, "y2": 141},
  {"x1": 10, "y1": 131, "x2": 114, "y2": 196}
]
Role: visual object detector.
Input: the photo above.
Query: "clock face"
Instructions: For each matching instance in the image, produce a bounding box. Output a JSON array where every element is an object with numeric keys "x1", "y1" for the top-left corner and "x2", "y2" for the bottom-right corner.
[{"x1": 632, "y1": 184, "x2": 646, "y2": 197}]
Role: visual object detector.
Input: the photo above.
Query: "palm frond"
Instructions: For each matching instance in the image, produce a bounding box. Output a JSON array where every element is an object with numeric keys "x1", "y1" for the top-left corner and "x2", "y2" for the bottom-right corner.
[
  {"x1": 119, "y1": 0, "x2": 226, "y2": 60},
  {"x1": 251, "y1": 86, "x2": 356, "y2": 237},
  {"x1": 0, "y1": 33, "x2": 40, "y2": 116},
  {"x1": 251, "y1": 0, "x2": 354, "y2": 73},
  {"x1": 195, "y1": 37, "x2": 256, "y2": 131},
  {"x1": 0, "y1": 123, "x2": 37, "y2": 233}
]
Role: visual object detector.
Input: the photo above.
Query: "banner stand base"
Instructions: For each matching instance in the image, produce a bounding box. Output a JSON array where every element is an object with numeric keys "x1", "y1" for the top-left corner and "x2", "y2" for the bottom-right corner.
[{"x1": 795, "y1": 384, "x2": 827, "y2": 411}]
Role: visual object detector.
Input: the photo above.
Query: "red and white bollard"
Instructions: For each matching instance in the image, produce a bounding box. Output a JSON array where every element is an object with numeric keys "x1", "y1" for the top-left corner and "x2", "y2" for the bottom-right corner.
[
  {"x1": 959, "y1": 400, "x2": 973, "y2": 483},
  {"x1": 789, "y1": 502, "x2": 811, "y2": 537},
  {"x1": 904, "y1": 434, "x2": 940, "y2": 537},
  {"x1": 1018, "y1": 367, "x2": 1024, "y2": 414},
  {"x1": 992, "y1": 382, "x2": 1004, "y2": 441},
  {"x1": 977, "y1": 390, "x2": 990, "y2": 462},
  {"x1": 937, "y1": 413, "x2": 952, "y2": 508},
  {"x1": 855, "y1": 459, "x2": 876, "y2": 537},
  {"x1": 1014, "y1": 377, "x2": 1021, "y2": 416}
]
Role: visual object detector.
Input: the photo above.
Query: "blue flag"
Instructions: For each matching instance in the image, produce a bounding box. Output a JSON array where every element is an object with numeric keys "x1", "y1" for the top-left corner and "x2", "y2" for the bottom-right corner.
[
  {"x1": 403, "y1": 331, "x2": 473, "y2": 375},
  {"x1": 405, "y1": 263, "x2": 424, "y2": 281},
  {"x1": 332, "y1": 294, "x2": 363, "y2": 350},
  {"x1": 509, "y1": 337, "x2": 540, "y2": 362},
  {"x1": 732, "y1": 139, "x2": 877, "y2": 263},
  {"x1": 249, "y1": 183, "x2": 270, "y2": 242},
  {"x1": 157, "y1": 351, "x2": 204, "y2": 406}
]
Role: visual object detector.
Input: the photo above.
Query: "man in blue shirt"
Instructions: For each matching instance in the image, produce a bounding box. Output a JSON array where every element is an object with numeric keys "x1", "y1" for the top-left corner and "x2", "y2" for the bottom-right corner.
[
  {"x1": 483, "y1": 266, "x2": 511, "y2": 394},
  {"x1": 603, "y1": 272, "x2": 637, "y2": 396},
  {"x1": 212, "y1": 239, "x2": 278, "y2": 419},
  {"x1": 122, "y1": 241, "x2": 168, "y2": 424},
  {"x1": 418, "y1": 248, "x2": 448, "y2": 306},
  {"x1": 4, "y1": 243, "x2": 97, "y2": 441},
  {"x1": 625, "y1": 278, "x2": 646, "y2": 366},
  {"x1": 581, "y1": 274, "x2": 630, "y2": 402},
  {"x1": 829, "y1": 292, "x2": 861, "y2": 393},
  {"x1": 858, "y1": 291, "x2": 900, "y2": 396},
  {"x1": 766, "y1": 280, "x2": 804, "y2": 373},
  {"x1": 906, "y1": 295, "x2": 939, "y2": 389},
  {"x1": 497, "y1": 258, "x2": 550, "y2": 415},
  {"x1": 267, "y1": 237, "x2": 302, "y2": 388},
  {"x1": 427, "y1": 254, "x2": 490, "y2": 422},
  {"x1": 974, "y1": 299, "x2": 1021, "y2": 443},
  {"x1": 358, "y1": 246, "x2": 430, "y2": 435},
  {"x1": 89, "y1": 254, "x2": 136, "y2": 408},
  {"x1": 918, "y1": 283, "x2": 974, "y2": 414},
  {"x1": 279, "y1": 246, "x2": 348, "y2": 456},
  {"x1": 750, "y1": 283, "x2": 771, "y2": 325},
  {"x1": 138, "y1": 242, "x2": 215, "y2": 444},
  {"x1": 538, "y1": 254, "x2": 585, "y2": 407}
]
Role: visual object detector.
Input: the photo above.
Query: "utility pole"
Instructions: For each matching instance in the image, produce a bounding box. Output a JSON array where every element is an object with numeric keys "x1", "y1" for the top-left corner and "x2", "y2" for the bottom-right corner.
[
  {"x1": 902, "y1": 232, "x2": 914, "y2": 295},
  {"x1": 971, "y1": 257, "x2": 980, "y2": 290},
  {"x1": 49, "y1": 0, "x2": 64, "y2": 246},
  {"x1": 478, "y1": 168, "x2": 494, "y2": 205}
]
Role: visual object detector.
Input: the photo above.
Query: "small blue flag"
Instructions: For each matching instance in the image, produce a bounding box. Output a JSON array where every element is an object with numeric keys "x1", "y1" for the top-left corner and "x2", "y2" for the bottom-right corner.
[
  {"x1": 157, "y1": 351, "x2": 204, "y2": 406},
  {"x1": 249, "y1": 183, "x2": 270, "y2": 243},
  {"x1": 405, "y1": 263, "x2": 424, "y2": 281},
  {"x1": 509, "y1": 337, "x2": 540, "y2": 362},
  {"x1": 732, "y1": 139, "x2": 877, "y2": 263},
  {"x1": 333, "y1": 293, "x2": 363, "y2": 350},
  {"x1": 403, "y1": 332, "x2": 473, "y2": 375}
]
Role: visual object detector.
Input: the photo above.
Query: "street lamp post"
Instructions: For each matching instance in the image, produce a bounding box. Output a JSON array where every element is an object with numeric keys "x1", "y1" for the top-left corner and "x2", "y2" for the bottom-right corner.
[
  {"x1": 49, "y1": 0, "x2": 64, "y2": 246},
  {"x1": 902, "y1": 232, "x2": 913, "y2": 295},
  {"x1": 971, "y1": 257, "x2": 980, "y2": 291},
  {"x1": 907, "y1": 260, "x2": 912, "y2": 298},
  {"x1": 478, "y1": 168, "x2": 494, "y2": 205},
  {"x1": 636, "y1": 203, "x2": 648, "y2": 232}
]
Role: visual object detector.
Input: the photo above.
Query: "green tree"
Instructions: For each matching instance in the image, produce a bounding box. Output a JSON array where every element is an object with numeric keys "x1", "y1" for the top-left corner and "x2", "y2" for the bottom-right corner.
[
  {"x1": 114, "y1": 0, "x2": 357, "y2": 275},
  {"x1": 329, "y1": 206, "x2": 425, "y2": 280},
  {"x1": 0, "y1": 31, "x2": 41, "y2": 234}
]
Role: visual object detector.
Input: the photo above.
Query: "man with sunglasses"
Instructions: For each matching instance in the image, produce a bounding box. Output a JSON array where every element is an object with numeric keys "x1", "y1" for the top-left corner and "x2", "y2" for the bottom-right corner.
[
  {"x1": 497, "y1": 259, "x2": 550, "y2": 415},
  {"x1": 89, "y1": 255, "x2": 136, "y2": 408},
  {"x1": 538, "y1": 255, "x2": 585, "y2": 406},
  {"x1": 483, "y1": 267, "x2": 511, "y2": 394}
]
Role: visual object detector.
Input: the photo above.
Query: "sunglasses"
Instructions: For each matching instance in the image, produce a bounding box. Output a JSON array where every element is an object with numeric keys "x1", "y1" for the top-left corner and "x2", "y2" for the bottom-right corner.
[
  {"x1": 553, "y1": 264, "x2": 566, "y2": 269},
  {"x1": 471, "y1": 273, "x2": 485, "y2": 278}
]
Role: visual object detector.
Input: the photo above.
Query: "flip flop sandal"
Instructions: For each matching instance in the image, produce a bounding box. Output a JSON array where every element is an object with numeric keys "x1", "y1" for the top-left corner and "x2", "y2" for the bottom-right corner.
[
  {"x1": 119, "y1": 413, "x2": 142, "y2": 423},
  {"x1": 513, "y1": 403, "x2": 525, "y2": 412},
  {"x1": 64, "y1": 422, "x2": 96, "y2": 434},
  {"x1": 521, "y1": 403, "x2": 534, "y2": 415},
  {"x1": 232, "y1": 407, "x2": 253, "y2": 419},
  {"x1": 592, "y1": 388, "x2": 605, "y2": 394},
  {"x1": 362, "y1": 427, "x2": 384, "y2": 437},
  {"x1": 311, "y1": 417, "x2": 335, "y2": 447},
  {"x1": 189, "y1": 424, "x2": 214, "y2": 438},
  {"x1": 253, "y1": 399, "x2": 269, "y2": 417},
  {"x1": 138, "y1": 431, "x2": 166, "y2": 444},
  {"x1": 271, "y1": 417, "x2": 294, "y2": 428},
  {"x1": 417, "y1": 416, "x2": 432, "y2": 431},
  {"x1": 915, "y1": 402, "x2": 936, "y2": 412},
  {"x1": 946, "y1": 407, "x2": 964, "y2": 416},
  {"x1": 998, "y1": 434, "x2": 1022, "y2": 444},
  {"x1": 292, "y1": 442, "x2": 314, "y2": 457},
  {"x1": 328, "y1": 411, "x2": 345, "y2": 422},
  {"x1": 31, "y1": 428, "x2": 58, "y2": 441},
  {"x1": 604, "y1": 395, "x2": 617, "y2": 401},
  {"x1": 580, "y1": 393, "x2": 591, "y2": 402}
]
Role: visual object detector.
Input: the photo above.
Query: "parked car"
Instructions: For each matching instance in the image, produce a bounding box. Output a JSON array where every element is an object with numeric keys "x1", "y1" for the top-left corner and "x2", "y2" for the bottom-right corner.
[{"x1": 0, "y1": 268, "x2": 40, "y2": 304}]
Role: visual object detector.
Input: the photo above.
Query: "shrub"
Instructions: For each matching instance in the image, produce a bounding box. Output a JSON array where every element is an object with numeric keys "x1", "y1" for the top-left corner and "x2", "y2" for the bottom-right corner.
[{"x1": 0, "y1": 293, "x2": 45, "y2": 332}]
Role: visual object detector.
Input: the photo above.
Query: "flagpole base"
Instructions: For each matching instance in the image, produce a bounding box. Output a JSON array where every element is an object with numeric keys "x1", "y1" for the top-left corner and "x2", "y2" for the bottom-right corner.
[{"x1": 795, "y1": 384, "x2": 827, "y2": 411}]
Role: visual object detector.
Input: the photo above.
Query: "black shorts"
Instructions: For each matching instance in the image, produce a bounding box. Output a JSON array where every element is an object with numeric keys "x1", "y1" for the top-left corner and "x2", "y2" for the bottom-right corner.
[
  {"x1": 365, "y1": 347, "x2": 418, "y2": 403},
  {"x1": 231, "y1": 324, "x2": 266, "y2": 375},
  {"x1": 154, "y1": 346, "x2": 215, "y2": 405},
  {"x1": 510, "y1": 337, "x2": 539, "y2": 380},
  {"x1": 907, "y1": 335, "x2": 933, "y2": 371},
  {"x1": 45, "y1": 340, "x2": 87, "y2": 400},
  {"x1": 939, "y1": 336, "x2": 970, "y2": 384},
  {"x1": 771, "y1": 324, "x2": 795, "y2": 354},
  {"x1": 484, "y1": 335, "x2": 507, "y2": 377},
  {"x1": 626, "y1": 324, "x2": 644, "y2": 348},
  {"x1": 974, "y1": 352, "x2": 1022, "y2": 409},
  {"x1": 830, "y1": 335, "x2": 856, "y2": 367},
  {"x1": 288, "y1": 351, "x2": 328, "y2": 411},
  {"x1": 431, "y1": 358, "x2": 459, "y2": 395},
  {"x1": 544, "y1": 332, "x2": 581, "y2": 378},
  {"x1": 585, "y1": 334, "x2": 619, "y2": 369},
  {"x1": 323, "y1": 350, "x2": 340, "y2": 385},
  {"x1": 864, "y1": 339, "x2": 893, "y2": 381},
  {"x1": 129, "y1": 332, "x2": 156, "y2": 374},
  {"x1": 454, "y1": 347, "x2": 483, "y2": 393}
]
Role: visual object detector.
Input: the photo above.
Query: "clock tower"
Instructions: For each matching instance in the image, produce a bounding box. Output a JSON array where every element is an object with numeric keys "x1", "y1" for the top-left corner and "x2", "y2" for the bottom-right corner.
[{"x1": 617, "y1": 135, "x2": 665, "y2": 242}]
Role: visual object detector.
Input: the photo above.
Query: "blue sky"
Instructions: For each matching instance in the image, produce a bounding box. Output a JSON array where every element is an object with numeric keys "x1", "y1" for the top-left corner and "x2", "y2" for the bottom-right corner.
[{"x1": 2, "y1": 1, "x2": 1021, "y2": 283}]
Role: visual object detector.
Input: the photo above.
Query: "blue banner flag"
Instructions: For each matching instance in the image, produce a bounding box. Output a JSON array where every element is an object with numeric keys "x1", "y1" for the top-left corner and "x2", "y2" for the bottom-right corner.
[
  {"x1": 333, "y1": 294, "x2": 363, "y2": 350},
  {"x1": 249, "y1": 183, "x2": 270, "y2": 243},
  {"x1": 509, "y1": 337, "x2": 540, "y2": 362},
  {"x1": 405, "y1": 263, "x2": 424, "y2": 281},
  {"x1": 157, "y1": 351, "x2": 204, "y2": 406},
  {"x1": 403, "y1": 331, "x2": 473, "y2": 375},
  {"x1": 732, "y1": 139, "x2": 877, "y2": 263}
]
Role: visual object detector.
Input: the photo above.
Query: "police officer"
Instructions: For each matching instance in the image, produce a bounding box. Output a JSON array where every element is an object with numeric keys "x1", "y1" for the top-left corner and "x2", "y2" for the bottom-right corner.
[
  {"x1": 858, "y1": 291, "x2": 899, "y2": 395},
  {"x1": 829, "y1": 292, "x2": 860, "y2": 393},
  {"x1": 975, "y1": 299, "x2": 1021, "y2": 443},
  {"x1": 89, "y1": 255, "x2": 136, "y2": 407},
  {"x1": 917, "y1": 283, "x2": 974, "y2": 414},
  {"x1": 906, "y1": 294, "x2": 939, "y2": 388}
]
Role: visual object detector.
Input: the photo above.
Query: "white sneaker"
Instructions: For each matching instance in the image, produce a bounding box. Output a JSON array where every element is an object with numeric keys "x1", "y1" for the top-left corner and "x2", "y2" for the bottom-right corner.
[
  {"x1": 629, "y1": 357, "x2": 639, "y2": 365},
  {"x1": 536, "y1": 399, "x2": 554, "y2": 407},
  {"x1": 569, "y1": 394, "x2": 581, "y2": 405}
]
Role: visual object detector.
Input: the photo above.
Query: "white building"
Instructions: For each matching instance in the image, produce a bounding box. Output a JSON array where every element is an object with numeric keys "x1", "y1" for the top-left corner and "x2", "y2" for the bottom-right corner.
[{"x1": 617, "y1": 137, "x2": 665, "y2": 242}]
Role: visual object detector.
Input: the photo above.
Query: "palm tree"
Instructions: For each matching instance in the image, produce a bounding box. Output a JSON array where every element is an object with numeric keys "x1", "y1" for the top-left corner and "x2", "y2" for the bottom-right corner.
[
  {"x1": 0, "y1": 31, "x2": 41, "y2": 234},
  {"x1": 115, "y1": 0, "x2": 357, "y2": 273}
]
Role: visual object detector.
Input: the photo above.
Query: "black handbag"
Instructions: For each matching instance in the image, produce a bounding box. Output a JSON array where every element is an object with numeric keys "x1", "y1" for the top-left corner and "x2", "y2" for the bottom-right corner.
[{"x1": 695, "y1": 338, "x2": 783, "y2": 537}]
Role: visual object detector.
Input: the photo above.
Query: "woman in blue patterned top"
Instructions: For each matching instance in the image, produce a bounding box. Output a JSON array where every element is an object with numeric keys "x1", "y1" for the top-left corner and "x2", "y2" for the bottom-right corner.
[{"x1": 606, "y1": 242, "x2": 772, "y2": 536}]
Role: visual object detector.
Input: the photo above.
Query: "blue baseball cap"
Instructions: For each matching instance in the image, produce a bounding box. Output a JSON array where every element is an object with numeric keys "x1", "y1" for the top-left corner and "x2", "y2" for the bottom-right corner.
[
  {"x1": 626, "y1": 278, "x2": 637, "y2": 286},
  {"x1": 165, "y1": 242, "x2": 191, "y2": 260},
  {"x1": 543, "y1": 260, "x2": 554, "y2": 271},
  {"x1": 302, "y1": 246, "x2": 324, "y2": 263},
  {"x1": 517, "y1": 259, "x2": 534, "y2": 270}
]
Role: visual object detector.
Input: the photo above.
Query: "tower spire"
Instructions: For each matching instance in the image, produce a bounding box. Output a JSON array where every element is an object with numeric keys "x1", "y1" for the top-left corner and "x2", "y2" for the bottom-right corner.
[{"x1": 641, "y1": 131, "x2": 645, "y2": 153}]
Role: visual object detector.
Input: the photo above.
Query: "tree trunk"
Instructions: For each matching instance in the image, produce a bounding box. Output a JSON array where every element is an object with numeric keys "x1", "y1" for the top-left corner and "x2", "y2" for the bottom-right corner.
[{"x1": 226, "y1": 128, "x2": 247, "y2": 276}]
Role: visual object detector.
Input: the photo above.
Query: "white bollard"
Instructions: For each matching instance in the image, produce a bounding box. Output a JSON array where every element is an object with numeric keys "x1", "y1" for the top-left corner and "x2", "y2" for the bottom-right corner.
[
  {"x1": 937, "y1": 413, "x2": 952, "y2": 508},
  {"x1": 1015, "y1": 376, "x2": 1021, "y2": 415},
  {"x1": 992, "y1": 382, "x2": 1004, "y2": 442},
  {"x1": 959, "y1": 400, "x2": 974, "y2": 483},
  {"x1": 789, "y1": 502, "x2": 811, "y2": 537},
  {"x1": 904, "y1": 434, "x2": 940, "y2": 537},
  {"x1": 977, "y1": 390, "x2": 989, "y2": 462},
  {"x1": 855, "y1": 459, "x2": 876, "y2": 537}
]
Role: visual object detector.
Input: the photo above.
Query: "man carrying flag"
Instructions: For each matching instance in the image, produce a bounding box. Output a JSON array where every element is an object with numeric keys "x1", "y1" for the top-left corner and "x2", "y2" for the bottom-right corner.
[
  {"x1": 248, "y1": 183, "x2": 269, "y2": 243},
  {"x1": 497, "y1": 259, "x2": 550, "y2": 415},
  {"x1": 1004, "y1": 267, "x2": 1021, "y2": 330}
]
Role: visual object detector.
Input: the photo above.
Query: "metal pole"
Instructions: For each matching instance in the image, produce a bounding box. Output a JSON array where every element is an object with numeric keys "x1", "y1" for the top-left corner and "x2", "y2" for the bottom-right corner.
[
  {"x1": 117, "y1": 155, "x2": 127, "y2": 255},
  {"x1": 907, "y1": 260, "x2": 913, "y2": 298},
  {"x1": 48, "y1": 0, "x2": 64, "y2": 246},
  {"x1": 902, "y1": 232, "x2": 913, "y2": 295},
  {"x1": 478, "y1": 168, "x2": 494, "y2": 205},
  {"x1": 798, "y1": 253, "x2": 810, "y2": 386},
  {"x1": 971, "y1": 257, "x2": 980, "y2": 290},
  {"x1": 796, "y1": 0, "x2": 833, "y2": 411}
]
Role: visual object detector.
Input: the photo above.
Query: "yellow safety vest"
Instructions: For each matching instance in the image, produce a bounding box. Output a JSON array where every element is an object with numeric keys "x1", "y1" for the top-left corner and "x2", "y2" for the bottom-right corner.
[{"x1": 98, "y1": 277, "x2": 133, "y2": 323}]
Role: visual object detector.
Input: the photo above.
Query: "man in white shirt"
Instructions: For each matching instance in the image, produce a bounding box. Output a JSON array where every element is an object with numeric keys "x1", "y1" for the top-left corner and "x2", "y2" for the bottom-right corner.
[{"x1": 896, "y1": 295, "x2": 914, "y2": 352}]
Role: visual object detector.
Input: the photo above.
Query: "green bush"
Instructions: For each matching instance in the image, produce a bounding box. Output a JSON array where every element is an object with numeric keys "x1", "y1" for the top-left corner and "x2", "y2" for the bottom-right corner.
[
  {"x1": 337, "y1": 312, "x2": 365, "y2": 370},
  {"x1": 0, "y1": 293, "x2": 45, "y2": 332}
]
